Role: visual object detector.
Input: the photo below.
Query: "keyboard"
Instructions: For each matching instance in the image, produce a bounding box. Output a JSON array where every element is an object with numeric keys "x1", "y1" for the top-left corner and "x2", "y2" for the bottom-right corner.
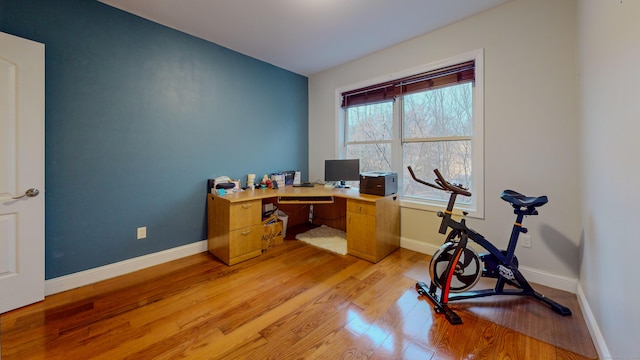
[
  {"x1": 278, "y1": 195, "x2": 334, "y2": 204},
  {"x1": 293, "y1": 182, "x2": 314, "y2": 187}
]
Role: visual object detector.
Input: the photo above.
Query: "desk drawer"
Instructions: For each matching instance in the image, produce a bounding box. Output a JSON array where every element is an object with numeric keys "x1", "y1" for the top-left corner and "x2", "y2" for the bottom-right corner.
[
  {"x1": 229, "y1": 200, "x2": 261, "y2": 229},
  {"x1": 347, "y1": 200, "x2": 376, "y2": 216},
  {"x1": 229, "y1": 224, "x2": 262, "y2": 259}
]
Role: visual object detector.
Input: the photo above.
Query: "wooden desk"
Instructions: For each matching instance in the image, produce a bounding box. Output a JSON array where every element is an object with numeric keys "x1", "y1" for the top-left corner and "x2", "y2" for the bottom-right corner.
[{"x1": 207, "y1": 185, "x2": 400, "y2": 265}]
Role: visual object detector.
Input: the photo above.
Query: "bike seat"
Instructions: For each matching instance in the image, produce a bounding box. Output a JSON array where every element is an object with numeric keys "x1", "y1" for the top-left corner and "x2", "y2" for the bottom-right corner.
[{"x1": 500, "y1": 190, "x2": 548, "y2": 208}]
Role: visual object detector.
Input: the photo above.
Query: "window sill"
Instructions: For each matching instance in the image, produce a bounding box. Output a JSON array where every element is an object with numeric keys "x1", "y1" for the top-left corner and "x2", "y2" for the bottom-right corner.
[{"x1": 399, "y1": 197, "x2": 483, "y2": 219}]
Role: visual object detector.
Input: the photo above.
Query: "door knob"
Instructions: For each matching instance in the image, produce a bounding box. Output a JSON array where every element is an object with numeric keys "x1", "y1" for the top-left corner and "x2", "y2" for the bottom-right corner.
[{"x1": 12, "y1": 188, "x2": 40, "y2": 199}]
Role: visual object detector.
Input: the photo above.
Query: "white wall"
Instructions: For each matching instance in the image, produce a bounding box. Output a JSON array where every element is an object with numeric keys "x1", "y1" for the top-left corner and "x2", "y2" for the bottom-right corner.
[
  {"x1": 578, "y1": 0, "x2": 640, "y2": 358},
  {"x1": 309, "y1": 0, "x2": 580, "y2": 284}
]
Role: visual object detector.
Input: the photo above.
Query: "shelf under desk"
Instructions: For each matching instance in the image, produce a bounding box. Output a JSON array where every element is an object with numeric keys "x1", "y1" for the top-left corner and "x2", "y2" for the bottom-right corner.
[{"x1": 277, "y1": 195, "x2": 334, "y2": 204}]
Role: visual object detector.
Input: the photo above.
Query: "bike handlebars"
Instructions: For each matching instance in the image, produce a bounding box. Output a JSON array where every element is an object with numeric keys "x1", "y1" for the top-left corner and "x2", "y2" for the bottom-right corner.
[{"x1": 407, "y1": 166, "x2": 472, "y2": 197}]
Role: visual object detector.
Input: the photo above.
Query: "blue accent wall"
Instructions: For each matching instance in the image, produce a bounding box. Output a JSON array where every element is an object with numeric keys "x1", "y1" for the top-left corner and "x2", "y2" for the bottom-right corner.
[{"x1": 0, "y1": 0, "x2": 309, "y2": 279}]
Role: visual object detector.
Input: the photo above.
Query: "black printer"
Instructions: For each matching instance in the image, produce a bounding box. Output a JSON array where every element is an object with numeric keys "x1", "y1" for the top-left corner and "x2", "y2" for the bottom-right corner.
[{"x1": 359, "y1": 172, "x2": 398, "y2": 196}]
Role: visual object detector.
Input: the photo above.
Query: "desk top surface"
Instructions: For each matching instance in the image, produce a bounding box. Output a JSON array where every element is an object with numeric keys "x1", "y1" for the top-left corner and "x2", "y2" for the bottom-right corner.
[{"x1": 209, "y1": 185, "x2": 388, "y2": 203}]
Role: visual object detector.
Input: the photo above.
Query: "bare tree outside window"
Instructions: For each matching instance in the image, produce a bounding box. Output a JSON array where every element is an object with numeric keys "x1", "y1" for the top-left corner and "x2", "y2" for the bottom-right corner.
[
  {"x1": 345, "y1": 101, "x2": 393, "y2": 173},
  {"x1": 403, "y1": 83, "x2": 473, "y2": 204}
]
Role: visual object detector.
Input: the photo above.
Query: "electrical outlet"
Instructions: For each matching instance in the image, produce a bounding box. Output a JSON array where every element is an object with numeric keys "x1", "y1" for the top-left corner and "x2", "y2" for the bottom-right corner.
[
  {"x1": 137, "y1": 226, "x2": 147, "y2": 240},
  {"x1": 520, "y1": 234, "x2": 531, "y2": 248}
]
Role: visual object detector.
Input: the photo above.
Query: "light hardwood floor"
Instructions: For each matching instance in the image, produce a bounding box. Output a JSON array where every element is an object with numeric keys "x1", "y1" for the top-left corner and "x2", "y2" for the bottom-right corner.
[{"x1": 0, "y1": 239, "x2": 596, "y2": 359}]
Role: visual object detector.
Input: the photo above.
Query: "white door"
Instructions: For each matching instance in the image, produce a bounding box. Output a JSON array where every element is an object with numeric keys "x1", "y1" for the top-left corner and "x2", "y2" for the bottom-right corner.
[{"x1": 0, "y1": 32, "x2": 45, "y2": 313}]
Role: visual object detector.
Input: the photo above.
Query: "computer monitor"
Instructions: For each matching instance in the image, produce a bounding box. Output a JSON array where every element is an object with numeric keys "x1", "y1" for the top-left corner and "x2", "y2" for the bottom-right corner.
[{"x1": 324, "y1": 159, "x2": 360, "y2": 187}]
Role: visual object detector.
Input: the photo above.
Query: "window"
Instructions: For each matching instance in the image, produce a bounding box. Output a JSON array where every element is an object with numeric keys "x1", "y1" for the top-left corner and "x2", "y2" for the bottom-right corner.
[{"x1": 340, "y1": 50, "x2": 484, "y2": 216}]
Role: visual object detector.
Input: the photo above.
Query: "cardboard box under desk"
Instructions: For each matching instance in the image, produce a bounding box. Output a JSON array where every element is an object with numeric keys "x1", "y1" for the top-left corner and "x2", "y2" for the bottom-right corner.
[{"x1": 262, "y1": 220, "x2": 284, "y2": 250}]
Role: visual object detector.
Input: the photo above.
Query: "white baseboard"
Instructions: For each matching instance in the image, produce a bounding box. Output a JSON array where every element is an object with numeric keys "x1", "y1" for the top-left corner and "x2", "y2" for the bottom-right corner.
[
  {"x1": 517, "y1": 266, "x2": 577, "y2": 293},
  {"x1": 576, "y1": 283, "x2": 610, "y2": 360},
  {"x1": 400, "y1": 236, "x2": 441, "y2": 256},
  {"x1": 45, "y1": 240, "x2": 208, "y2": 296},
  {"x1": 400, "y1": 237, "x2": 578, "y2": 293}
]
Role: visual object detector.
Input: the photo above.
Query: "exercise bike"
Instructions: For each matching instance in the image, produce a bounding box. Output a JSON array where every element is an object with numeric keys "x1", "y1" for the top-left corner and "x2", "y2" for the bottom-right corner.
[{"x1": 407, "y1": 166, "x2": 572, "y2": 325}]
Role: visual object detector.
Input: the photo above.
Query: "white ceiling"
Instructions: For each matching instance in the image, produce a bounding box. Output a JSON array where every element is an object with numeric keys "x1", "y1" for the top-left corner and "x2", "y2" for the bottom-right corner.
[{"x1": 99, "y1": 0, "x2": 511, "y2": 76}]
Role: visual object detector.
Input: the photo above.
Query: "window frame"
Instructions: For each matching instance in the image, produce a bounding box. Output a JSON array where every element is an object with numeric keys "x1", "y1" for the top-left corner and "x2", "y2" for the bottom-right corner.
[{"x1": 336, "y1": 49, "x2": 484, "y2": 218}]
